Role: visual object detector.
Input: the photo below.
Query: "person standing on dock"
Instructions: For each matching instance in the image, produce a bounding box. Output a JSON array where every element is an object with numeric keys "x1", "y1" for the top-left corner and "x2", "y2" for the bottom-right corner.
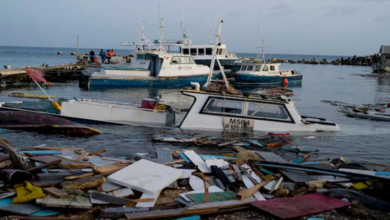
[
  {"x1": 99, "y1": 49, "x2": 106, "y2": 64},
  {"x1": 89, "y1": 50, "x2": 95, "y2": 62}
]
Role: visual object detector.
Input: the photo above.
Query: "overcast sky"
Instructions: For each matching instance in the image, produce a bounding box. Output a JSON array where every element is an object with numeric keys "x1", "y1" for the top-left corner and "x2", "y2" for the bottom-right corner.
[{"x1": 0, "y1": 0, "x2": 388, "y2": 56}]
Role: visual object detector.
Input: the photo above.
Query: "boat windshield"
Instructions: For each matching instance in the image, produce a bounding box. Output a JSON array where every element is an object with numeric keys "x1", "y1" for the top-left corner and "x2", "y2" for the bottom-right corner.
[
  {"x1": 247, "y1": 102, "x2": 290, "y2": 120},
  {"x1": 202, "y1": 98, "x2": 243, "y2": 116},
  {"x1": 170, "y1": 56, "x2": 196, "y2": 64}
]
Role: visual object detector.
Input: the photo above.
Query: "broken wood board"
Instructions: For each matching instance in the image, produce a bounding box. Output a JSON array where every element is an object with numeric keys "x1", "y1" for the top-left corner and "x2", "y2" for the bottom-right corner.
[
  {"x1": 93, "y1": 164, "x2": 128, "y2": 174},
  {"x1": 185, "y1": 197, "x2": 256, "y2": 211},
  {"x1": 180, "y1": 186, "x2": 223, "y2": 202},
  {"x1": 88, "y1": 191, "x2": 109, "y2": 205},
  {"x1": 189, "y1": 175, "x2": 205, "y2": 190},
  {"x1": 43, "y1": 187, "x2": 69, "y2": 198},
  {"x1": 0, "y1": 203, "x2": 42, "y2": 215},
  {"x1": 187, "y1": 191, "x2": 236, "y2": 204},
  {"x1": 90, "y1": 191, "x2": 131, "y2": 206},
  {"x1": 101, "y1": 157, "x2": 133, "y2": 164},
  {"x1": 250, "y1": 194, "x2": 351, "y2": 219},
  {"x1": 256, "y1": 151, "x2": 288, "y2": 163},
  {"x1": 38, "y1": 171, "x2": 86, "y2": 181},
  {"x1": 240, "y1": 164, "x2": 262, "y2": 184},
  {"x1": 61, "y1": 175, "x2": 106, "y2": 190},
  {"x1": 155, "y1": 148, "x2": 173, "y2": 163},
  {"x1": 183, "y1": 150, "x2": 211, "y2": 173},
  {"x1": 30, "y1": 155, "x2": 92, "y2": 168},
  {"x1": 280, "y1": 169, "x2": 315, "y2": 183},
  {"x1": 107, "y1": 159, "x2": 183, "y2": 195},
  {"x1": 75, "y1": 151, "x2": 89, "y2": 161},
  {"x1": 136, "y1": 192, "x2": 161, "y2": 208},
  {"x1": 310, "y1": 175, "x2": 350, "y2": 182},
  {"x1": 205, "y1": 159, "x2": 229, "y2": 169},
  {"x1": 87, "y1": 157, "x2": 117, "y2": 166},
  {"x1": 233, "y1": 146, "x2": 261, "y2": 161},
  {"x1": 32, "y1": 180, "x2": 63, "y2": 187},
  {"x1": 242, "y1": 175, "x2": 265, "y2": 201},
  {"x1": 42, "y1": 195, "x2": 92, "y2": 209}
]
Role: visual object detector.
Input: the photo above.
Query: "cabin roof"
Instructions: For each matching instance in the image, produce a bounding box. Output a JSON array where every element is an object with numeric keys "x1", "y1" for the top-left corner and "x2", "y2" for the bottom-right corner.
[
  {"x1": 380, "y1": 45, "x2": 390, "y2": 54},
  {"x1": 181, "y1": 44, "x2": 227, "y2": 48},
  {"x1": 181, "y1": 89, "x2": 291, "y2": 104}
]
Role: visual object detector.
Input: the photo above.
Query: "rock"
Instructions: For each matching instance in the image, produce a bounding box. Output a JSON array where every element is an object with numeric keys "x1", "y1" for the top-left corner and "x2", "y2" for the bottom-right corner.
[
  {"x1": 71, "y1": 52, "x2": 76, "y2": 55},
  {"x1": 57, "y1": 52, "x2": 63, "y2": 55}
]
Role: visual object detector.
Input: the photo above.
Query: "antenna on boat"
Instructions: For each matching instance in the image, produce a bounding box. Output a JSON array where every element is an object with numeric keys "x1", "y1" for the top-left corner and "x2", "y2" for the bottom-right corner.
[
  {"x1": 204, "y1": 0, "x2": 229, "y2": 89},
  {"x1": 256, "y1": 19, "x2": 260, "y2": 59},
  {"x1": 262, "y1": 39, "x2": 270, "y2": 64},
  {"x1": 181, "y1": 1, "x2": 187, "y2": 42},
  {"x1": 157, "y1": 3, "x2": 166, "y2": 54},
  {"x1": 209, "y1": 25, "x2": 213, "y2": 45},
  {"x1": 141, "y1": 21, "x2": 145, "y2": 49}
]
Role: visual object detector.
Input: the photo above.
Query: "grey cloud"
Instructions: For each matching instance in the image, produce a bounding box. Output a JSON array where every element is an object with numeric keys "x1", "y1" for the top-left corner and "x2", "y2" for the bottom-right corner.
[{"x1": 322, "y1": 7, "x2": 358, "y2": 17}]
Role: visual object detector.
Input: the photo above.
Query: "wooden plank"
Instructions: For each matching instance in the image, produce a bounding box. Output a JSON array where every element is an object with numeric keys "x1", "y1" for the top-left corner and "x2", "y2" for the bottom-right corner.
[
  {"x1": 38, "y1": 171, "x2": 85, "y2": 181},
  {"x1": 110, "y1": 188, "x2": 134, "y2": 198},
  {"x1": 310, "y1": 175, "x2": 350, "y2": 183},
  {"x1": 162, "y1": 159, "x2": 185, "y2": 165},
  {"x1": 240, "y1": 164, "x2": 262, "y2": 184},
  {"x1": 256, "y1": 151, "x2": 287, "y2": 163},
  {"x1": 136, "y1": 192, "x2": 161, "y2": 208},
  {"x1": 189, "y1": 175, "x2": 205, "y2": 190},
  {"x1": 242, "y1": 175, "x2": 265, "y2": 201},
  {"x1": 180, "y1": 186, "x2": 223, "y2": 202},
  {"x1": 186, "y1": 197, "x2": 256, "y2": 211},
  {"x1": 89, "y1": 149, "x2": 106, "y2": 156},
  {"x1": 25, "y1": 146, "x2": 78, "y2": 151},
  {"x1": 93, "y1": 164, "x2": 128, "y2": 174},
  {"x1": 7, "y1": 216, "x2": 67, "y2": 220},
  {"x1": 183, "y1": 150, "x2": 211, "y2": 173},
  {"x1": 107, "y1": 159, "x2": 183, "y2": 195},
  {"x1": 43, "y1": 187, "x2": 69, "y2": 198},
  {"x1": 76, "y1": 151, "x2": 89, "y2": 161},
  {"x1": 27, "y1": 160, "x2": 62, "y2": 173},
  {"x1": 88, "y1": 191, "x2": 109, "y2": 205},
  {"x1": 19, "y1": 150, "x2": 60, "y2": 155},
  {"x1": 280, "y1": 169, "x2": 315, "y2": 183},
  {"x1": 101, "y1": 181, "x2": 122, "y2": 192},
  {"x1": 101, "y1": 157, "x2": 133, "y2": 164},
  {"x1": 187, "y1": 191, "x2": 236, "y2": 204},
  {"x1": 179, "y1": 152, "x2": 191, "y2": 163},
  {"x1": 33, "y1": 180, "x2": 63, "y2": 187},
  {"x1": 42, "y1": 195, "x2": 73, "y2": 208},
  {"x1": 69, "y1": 194, "x2": 92, "y2": 209},
  {"x1": 155, "y1": 148, "x2": 173, "y2": 163},
  {"x1": 0, "y1": 203, "x2": 42, "y2": 215},
  {"x1": 91, "y1": 191, "x2": 131, "y2": 206},
  {"x1": 64, "y1": 173, "x2": 94, "y2": 180},
  {"x1": 237, "y1": 181, "x2": 268, "y2": 200}
]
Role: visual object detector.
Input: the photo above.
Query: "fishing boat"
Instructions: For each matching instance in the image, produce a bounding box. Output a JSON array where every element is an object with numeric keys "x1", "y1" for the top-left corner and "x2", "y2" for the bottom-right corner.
[
  {"x1": 179, "y1": 83, "x2": 339, "y2": 133},
  {"x1": 0, "y1": 111, "x2": 101, "y2": 137},
  {"x1": 82, "y1": 51, "x2": 210, "y2": 88},
  {"x1": 0, "y1": 98, "x2": 176, "y2": 127},
  {"x1": 372, "y1": 45, "x2": 390, "y2": 73},
  {"x1": 234, "y1": 63, "x2": 302, "y2": 85}
]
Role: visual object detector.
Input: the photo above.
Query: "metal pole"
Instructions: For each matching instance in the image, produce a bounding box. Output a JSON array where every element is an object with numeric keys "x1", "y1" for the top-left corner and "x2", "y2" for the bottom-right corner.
[{"x1": 77, "y1": 35, "x2": 79, "y2": 56}]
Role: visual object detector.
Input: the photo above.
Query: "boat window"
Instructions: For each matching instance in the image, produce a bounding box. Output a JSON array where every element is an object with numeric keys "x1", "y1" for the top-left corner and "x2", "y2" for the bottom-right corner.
[
  {"x1": 137, "y1": 54, "x2": 145, "y2": 60},
  {"x1": 202, "y1": 98, "x2": 243, "y2": 116},
  {"x1": 206, "y1": 48, "x2": 213, "y2": 55},
  {"x1": 247, "y1": 102, "x2": 290, "y2": 120},
  {"x1": 255, "y1": 65, "x2": 261, "y2": 71},
  {"x1": 183, "y1": 48, "x2": 189, "y2": 55},
  {"x1": 262, "y1": 65, "x2": 269, "y2": 71},
  {"x1": 190, "y1": 48, "x2": 197, "y2": 56},
  {"x1": 198, "y1": 48, "x2": 205, "y2": 55},
  {"x1": 145, "y1": 54, "x2": 152, "y2": 60},
  {"x1": 170, "y1": 56, "x2": 196, "y2": 64},
  {"x1": 246, "y1": 66, "x2": 254, "y2": 71},
  {"x1": 270, "y1": 65, "x2": 275, "y2": 71},
  {"x1": 241, "y1": 65, "x2": 247, "y2": 70}
]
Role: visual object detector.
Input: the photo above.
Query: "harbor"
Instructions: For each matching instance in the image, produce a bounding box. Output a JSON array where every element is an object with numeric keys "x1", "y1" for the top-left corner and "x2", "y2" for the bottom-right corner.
[{"x1": 1, "y1": 0, "x2": 390, "y2": 219}]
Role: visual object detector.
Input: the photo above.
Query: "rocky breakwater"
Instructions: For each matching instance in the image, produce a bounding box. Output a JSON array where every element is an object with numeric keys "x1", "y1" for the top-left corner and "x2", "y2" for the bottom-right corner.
[{"x1": 243, "y1": 55, "x2": 377, "y2": 66}]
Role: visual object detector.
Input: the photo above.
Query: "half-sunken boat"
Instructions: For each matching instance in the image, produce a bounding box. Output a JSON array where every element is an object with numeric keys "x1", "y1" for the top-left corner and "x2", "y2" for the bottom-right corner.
[
  {"x1": 178, "y1": 83, "x2": 339, "y2": 133},
  {"x1": 0, "y1": 98, "x2": 175, "y2": 127}
]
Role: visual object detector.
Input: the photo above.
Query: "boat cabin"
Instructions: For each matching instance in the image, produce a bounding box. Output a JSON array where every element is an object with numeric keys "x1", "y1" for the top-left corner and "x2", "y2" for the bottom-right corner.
[
  {"x1": 179, "y1": 89, "x2": 339, "y2": 133},
  {"x1": 180, "y1": 44, "x2": 237, "y2": 59},
  {"x1": 239, "y1": 63, "x2": 280, "y2": 73},
  {"x1": 92, "y1": 52, "x2": 209, "y2": 78}
]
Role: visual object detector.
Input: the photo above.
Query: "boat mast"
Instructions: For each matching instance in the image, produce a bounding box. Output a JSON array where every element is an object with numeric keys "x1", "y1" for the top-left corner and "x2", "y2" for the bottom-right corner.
[
  {"x1": 141, "y1": 21, "x2": 145, "y2": 50},
  {"x1": 209, "y1": 27, "x2": 213, "y2": 45},
  {"x1": 204, "y1": 0, "x2": 229, "y2": 89},
  {"x1": 157, "y1": 3, "x2": 166, "y2": 53},
  {"x1": 262, "y1": 40, "x2": 270, "y2": 63},
  {"x1": 181, "y1": 1, "x2": 187, "y2": 43},
  {"x1": 77, "y1": 35, "x2": 79, "y2": 56}
]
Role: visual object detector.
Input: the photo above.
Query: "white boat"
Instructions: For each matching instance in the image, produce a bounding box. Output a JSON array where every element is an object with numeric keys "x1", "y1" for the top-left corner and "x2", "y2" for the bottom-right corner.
[
  {"x1": 179, "y1": 83, "x2": 339, "y2": 133},
  {"x1": 234, "y1": 63, "x2": 302, "y2": 85},
  {"x1": 82, "y1": 51, "x2": 210, "y2": 88},
  {"x1": 0, "y1": 98, "x2": 175, "y2": 127}
]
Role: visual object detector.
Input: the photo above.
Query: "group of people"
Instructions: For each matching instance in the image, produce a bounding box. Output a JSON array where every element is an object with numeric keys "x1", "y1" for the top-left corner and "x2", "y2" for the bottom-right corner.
[{"x1": 89, "y1": 49, "x2": 114, "y2": 64}]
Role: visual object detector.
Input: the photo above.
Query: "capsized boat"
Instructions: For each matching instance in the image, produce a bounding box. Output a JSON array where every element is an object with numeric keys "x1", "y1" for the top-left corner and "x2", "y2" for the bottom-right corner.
[
  {"x1": 234, "y1": 63, "x2": 302, "y2": 85},
  {"x1": 83, "y1": 51, "x2": 210, "y2": 88},
  {"x1": 0, "y1": 98, "x2": 175, "y2": 127},
  {"x1": 179, "y1": 83, "x2": 339, "y2": 133},
  {"x1": 0, "y1": 111, "x2": 101, "y2": 137},
  {"x1": 340, "y1": 104, "x2": 390, "y2": 121}
]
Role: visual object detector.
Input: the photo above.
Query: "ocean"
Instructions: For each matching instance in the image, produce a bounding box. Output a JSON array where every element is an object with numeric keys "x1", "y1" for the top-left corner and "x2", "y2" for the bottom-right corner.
[
  {"x1": 0, "y1": 46, "x2": 345, "y2": 69},
  {"x1": 0, "y1": 46, "x2": 389, "y2": 165}
]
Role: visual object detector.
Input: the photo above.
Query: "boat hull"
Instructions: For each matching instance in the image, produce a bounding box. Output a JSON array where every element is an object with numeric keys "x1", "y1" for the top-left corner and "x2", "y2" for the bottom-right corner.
[
  {"x1": 195, "y1": 59, "x2": 242, "y2": 73},
  {"x1": 88, "y1": 74, "x2": 209, "y2": 87},
  {"x1": 0, "y1": 111, "x2": 101, "y2": 137},
  {"x1": 234, "y1": 73, "x2": 303, "y2": 84}
]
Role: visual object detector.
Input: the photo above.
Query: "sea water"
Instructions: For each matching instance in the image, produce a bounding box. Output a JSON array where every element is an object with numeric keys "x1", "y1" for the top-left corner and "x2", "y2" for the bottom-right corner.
[{"x1": 0, "y1": 46, "x2": 388, "y2": 165}]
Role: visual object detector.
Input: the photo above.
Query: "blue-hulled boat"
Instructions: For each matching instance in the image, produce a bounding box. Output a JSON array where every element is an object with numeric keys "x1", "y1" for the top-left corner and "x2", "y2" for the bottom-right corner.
[
  {"x1": 82, "y1": 51, "x2": 210, "y2": 88},
  {"x1": 234, "y1": 63, "x2": 302, "y2": 85}
]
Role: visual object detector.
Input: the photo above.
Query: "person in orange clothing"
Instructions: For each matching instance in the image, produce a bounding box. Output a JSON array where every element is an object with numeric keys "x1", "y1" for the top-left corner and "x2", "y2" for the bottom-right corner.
[{"x1": 107, "y1": 49, "x2": 114, "y2": 63}]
